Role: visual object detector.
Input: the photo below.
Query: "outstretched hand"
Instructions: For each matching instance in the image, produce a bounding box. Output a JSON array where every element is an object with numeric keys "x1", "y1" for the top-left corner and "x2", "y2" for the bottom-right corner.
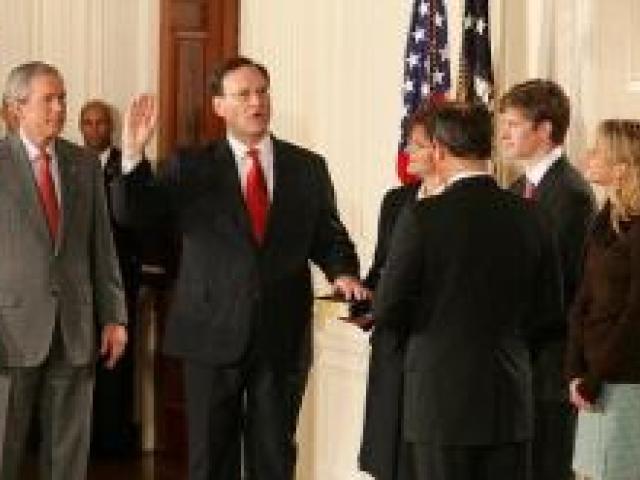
[{"x1": 123, "y1": 93, "x2": 157, "y2": 159}]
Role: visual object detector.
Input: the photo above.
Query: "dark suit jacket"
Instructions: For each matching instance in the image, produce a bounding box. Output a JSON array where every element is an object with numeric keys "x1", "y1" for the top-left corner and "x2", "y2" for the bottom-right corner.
[
  {"x1": 0, "y1": 135, "x2": 126, "y2": 367},
  {"x1": 359, "y1": 183, "x2": 418, "y2": 480},
  {"x1": 112, "y1": 136, "x2": 359, "y2": 368},
  {"x1": 364, "y1": 184, "x2": 419, "y2": 290},
  {"x1": 375, "y1": 176, "x2": 563, "y2": 445},
  {"x1": 103, "y1": 147, "x2": 141, "y2": 304},
  {"x1": 511, "y1": 155, "x2": 595, "y2": 400}
]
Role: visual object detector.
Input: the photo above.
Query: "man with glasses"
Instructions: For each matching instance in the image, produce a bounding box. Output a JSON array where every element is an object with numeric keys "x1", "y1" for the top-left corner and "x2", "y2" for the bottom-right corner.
[{"x1": 112, "y1": 56, "x2": 367, "y2": 480}]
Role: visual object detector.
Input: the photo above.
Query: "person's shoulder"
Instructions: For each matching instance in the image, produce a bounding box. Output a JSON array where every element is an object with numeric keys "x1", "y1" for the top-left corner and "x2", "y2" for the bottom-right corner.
[
  {"x1": 56, "y1": 137, "x2": 99, "y2": 169},
  {"x1": 555, "y1": 156, "x2": 592, "y2": 193},
  {"x1": 57, "y1": 137, "x2": 89, "y2": 157},
  {"x1": 168, "y1": 139, "x2": 229, "y2": 169},
  {"x1": 272, "y1": 136, "x2": 323, "y2": 162},
  {"x1": 383, "y1": 183, "x2": 418, "y2": 203}
]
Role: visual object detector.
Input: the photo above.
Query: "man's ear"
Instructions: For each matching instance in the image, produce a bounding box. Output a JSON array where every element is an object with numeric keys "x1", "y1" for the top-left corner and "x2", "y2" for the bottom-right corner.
[
  {"x1": 431, "y1": 141, "x2": 447, "y2": 175},
  {"x1": 536, "y1": 119, "x2": 553, "y2": 144},
  {"x1": 212, "y1": 96, "x2": 225, "y2": 118}
]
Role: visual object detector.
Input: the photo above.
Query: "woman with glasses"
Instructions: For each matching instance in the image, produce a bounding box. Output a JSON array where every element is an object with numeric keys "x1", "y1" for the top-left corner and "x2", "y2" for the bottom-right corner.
[{"x1": 358, "y1": 102, "x2": 443, "y2": 480}]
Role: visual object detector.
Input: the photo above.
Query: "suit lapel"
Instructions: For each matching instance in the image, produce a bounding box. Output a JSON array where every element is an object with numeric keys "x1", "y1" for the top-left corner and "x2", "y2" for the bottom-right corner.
[
  {"x1": 55, "y1": 139, "x2": 78, "y2": 254},
  {"x1": 262, "y1": 138, "x2": 290, "y2": 247},
  {"x1": 536, "y1": 155, "x2": 567, "y2": 207},
  {"x1": 3, "y1": 135, "x2": 52, "y2": 245},
  {"x1": 216, "y1": 141, "x2": 255, "y2": 243}
]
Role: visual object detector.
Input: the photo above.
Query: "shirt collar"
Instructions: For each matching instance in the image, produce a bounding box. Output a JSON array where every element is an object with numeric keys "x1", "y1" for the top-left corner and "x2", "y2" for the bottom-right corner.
[
  {"x1": 19, "y1": 129, "x2": 55, "y2": 163},
  {"x1": 446, "y1": 170, "x2": 491, "y2": 188},
  {"x1": 226, "y1": 133, "x2": 272, "y2": 162},
  {"x1": 99, "y1": 147, "x2": 112, "y2": 168},
  {"x1": 525, "y1": 146, "x2": 563, "y2": 186}
]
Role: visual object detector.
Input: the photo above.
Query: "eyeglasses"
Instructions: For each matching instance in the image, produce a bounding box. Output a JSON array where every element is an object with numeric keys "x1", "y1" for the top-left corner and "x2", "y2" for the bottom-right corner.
[{"x1": 223, "y1": 86, "x2": 270, "y2": 103}]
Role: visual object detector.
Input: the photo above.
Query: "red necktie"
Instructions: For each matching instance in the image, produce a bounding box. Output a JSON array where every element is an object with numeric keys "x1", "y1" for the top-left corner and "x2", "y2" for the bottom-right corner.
[
  {"x1": 523, "y1": 179, "x2": 537, "y2": 200},
  {"x1": 245, "y1": 148, "x2": 269, "y2": 243},
  {"x1": 35, "y1": 148, "x2": 60, "y2": 240}
]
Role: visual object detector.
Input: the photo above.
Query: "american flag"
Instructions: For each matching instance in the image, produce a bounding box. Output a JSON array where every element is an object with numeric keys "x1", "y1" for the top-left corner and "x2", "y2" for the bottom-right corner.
[
  {"x1": 398, "y1": 0, "x2": 451, "y2": 184},
  {"x1": 457, "y1": 0, "x2": 494, "y2": 105}
]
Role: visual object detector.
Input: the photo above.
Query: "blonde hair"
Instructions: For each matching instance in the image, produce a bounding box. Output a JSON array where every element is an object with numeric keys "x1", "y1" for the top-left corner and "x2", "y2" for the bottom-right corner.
[{"x1": 595, "y1": 119, "x2": 640, "y2": 228}]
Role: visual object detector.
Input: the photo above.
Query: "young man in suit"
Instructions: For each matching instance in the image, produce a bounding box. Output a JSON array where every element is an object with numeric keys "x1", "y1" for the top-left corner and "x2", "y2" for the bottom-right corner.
[
  {"x1": 113, "y1": 56, "x2": 367, "y2": 480},
  {"x1": 374, "y1": 101, "x2": 563, "y2": 480},
  {"x1": 500, "y1": 79, "x2": 596, "y2": 480},
  {"x1": 79, "y1": 99, "x2": 141, "y2": 457},
  {"x1": 0, "y1": 62, "x2": 127, "y2": 479}
]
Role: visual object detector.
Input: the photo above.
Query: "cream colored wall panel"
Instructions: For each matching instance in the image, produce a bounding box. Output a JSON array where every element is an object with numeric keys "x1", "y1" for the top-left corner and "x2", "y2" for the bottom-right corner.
[
  {"x1": 0, "y1": 0, "x2": 158, "y2": 146},
  {"x1": 0, "y1": 0, "x2": 34, "y2": 137},
  {"x1": 631, "y1": 1, "x2": 640, "y2": 90},
  {"x1": 594, "y1": 0, "x2": 640, "y2": 120}
]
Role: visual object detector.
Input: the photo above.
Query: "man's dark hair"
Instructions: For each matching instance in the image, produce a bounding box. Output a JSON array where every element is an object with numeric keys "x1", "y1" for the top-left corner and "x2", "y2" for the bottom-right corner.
[
  {"x1": 499, "y1": 79, "x2": 570, "y2": 145},
  {"x1": 407, "y1": 99, "x2": 438, "y2": 139},
  {"x1": 431, "y1": 101, "x2": 493, "y2": 160},
  {"x1": 208, "y1": 56, "x2": 270, "y2": 96}
]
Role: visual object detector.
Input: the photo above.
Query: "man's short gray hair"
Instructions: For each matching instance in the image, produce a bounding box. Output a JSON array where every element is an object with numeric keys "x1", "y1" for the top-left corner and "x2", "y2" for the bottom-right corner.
[{"x1": 3, "y1": 61, "x2": 63, "y2": 106}]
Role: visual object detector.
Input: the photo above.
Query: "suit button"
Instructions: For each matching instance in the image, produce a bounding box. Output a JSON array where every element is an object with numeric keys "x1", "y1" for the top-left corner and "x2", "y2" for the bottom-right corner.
[{"x1": 50, "y1": 285, "x2": 60, "y2": 296}]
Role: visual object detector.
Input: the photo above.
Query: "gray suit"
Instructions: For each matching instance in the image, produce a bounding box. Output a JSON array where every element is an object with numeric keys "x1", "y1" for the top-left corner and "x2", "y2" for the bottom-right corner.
[{"x1": 0, "y1": 134, "x2": 126, "y2": 479}]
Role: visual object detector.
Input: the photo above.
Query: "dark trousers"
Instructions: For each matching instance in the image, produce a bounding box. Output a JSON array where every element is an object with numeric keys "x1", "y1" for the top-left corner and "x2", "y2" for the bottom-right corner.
[
  {"x1": 0, "y1": 324, "x2": 95, "y2": 480},
  {"x1": 91, "y1": 336, "x2": 135, "y2": 455},
  {"x1": 411, "y1": 441, "x2": 531, "y2": 480},
  {"x1": 532, "y1": 400, "x2": 576, "y2": 480},
  {"x1": 91, "y1": 292, "x2": 137, "y2": 456},
  {"x1": 359, "y1": 330, "x2": 413, "y2": 480},
  {"x1": 183, "y1": 356, "x2": 308, "y2": 480}
]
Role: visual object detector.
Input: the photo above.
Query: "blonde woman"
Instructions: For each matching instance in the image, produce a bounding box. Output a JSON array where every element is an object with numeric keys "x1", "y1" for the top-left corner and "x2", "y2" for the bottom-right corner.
[{"x1": 567, "y1": 119, "x2": 640, "y2": 480}]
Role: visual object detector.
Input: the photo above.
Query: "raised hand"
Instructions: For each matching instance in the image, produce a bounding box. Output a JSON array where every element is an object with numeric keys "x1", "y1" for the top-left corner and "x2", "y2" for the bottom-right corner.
[{"x1": 123, "y1": 93, "x2": 157, "y2": 159}]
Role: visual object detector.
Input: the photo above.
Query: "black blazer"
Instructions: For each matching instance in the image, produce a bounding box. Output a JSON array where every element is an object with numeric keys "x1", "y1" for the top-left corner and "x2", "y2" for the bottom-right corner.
[
  {"x1": 102, "y1": 147, "x2": 141, "y2": 302},
  {"x1": 510, "y1": 155, "x2": 595, "y2": 400},
  {"x1": 359, "y1": 183, "x2": 418, "y2": 480},
  {"x1": 112, "y1": 137, "x2": 359, "y2": 368},
  {"x1": 364, "y1": 184, "x2": 419, "y2": 290},
  {"x1": 375, "y1": 176, "x2": 563, "y2": 445}
]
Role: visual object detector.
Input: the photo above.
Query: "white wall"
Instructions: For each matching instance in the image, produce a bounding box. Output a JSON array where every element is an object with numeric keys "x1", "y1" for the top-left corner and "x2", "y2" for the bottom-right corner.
[{"x1": 0, "y1": 0, "x2": 159, "y2": 148}]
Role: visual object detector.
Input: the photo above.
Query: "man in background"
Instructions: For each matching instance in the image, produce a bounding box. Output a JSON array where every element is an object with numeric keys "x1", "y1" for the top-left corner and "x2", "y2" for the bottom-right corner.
[
  {"x1": 500, "y1": 79, "x2": 596, "y2": 480},
  {"x1": 79, "y1": 99, "x2": 140, "y2": 457}
]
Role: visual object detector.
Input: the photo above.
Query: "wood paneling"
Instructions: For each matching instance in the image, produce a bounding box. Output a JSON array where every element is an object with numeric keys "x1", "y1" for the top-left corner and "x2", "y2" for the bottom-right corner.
[{"x1": 158, "y1": 0, "x2": 238, "y2": 157}]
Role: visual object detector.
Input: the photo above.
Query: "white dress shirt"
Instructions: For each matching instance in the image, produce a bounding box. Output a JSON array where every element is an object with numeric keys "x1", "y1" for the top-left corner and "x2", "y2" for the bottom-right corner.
[{"x1": 524, "y1": 146, "x2": 563, "y2": 187}]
